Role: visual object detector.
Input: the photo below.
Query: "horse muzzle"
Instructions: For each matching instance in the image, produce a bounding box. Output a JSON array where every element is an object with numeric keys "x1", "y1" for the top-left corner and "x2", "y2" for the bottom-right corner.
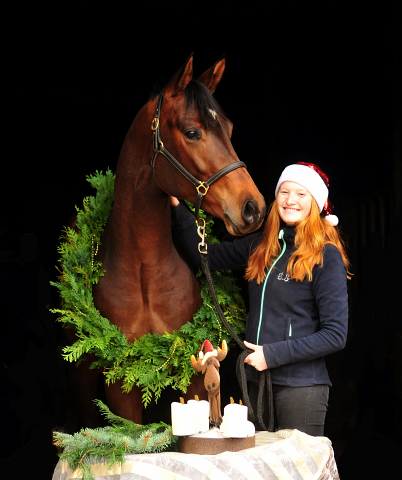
[{"x1": 223, "y1": 196, "x2": 266, "y2": 236}]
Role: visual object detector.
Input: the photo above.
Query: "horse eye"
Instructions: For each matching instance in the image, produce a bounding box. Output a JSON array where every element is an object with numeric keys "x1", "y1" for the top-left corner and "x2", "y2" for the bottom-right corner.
[{"x1": 185, "y1": 130, "x2": 198, "y2": 140}]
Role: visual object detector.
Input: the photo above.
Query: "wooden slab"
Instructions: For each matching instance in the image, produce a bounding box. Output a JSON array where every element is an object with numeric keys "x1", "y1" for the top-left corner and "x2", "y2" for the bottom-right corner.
[{"x1": 178, "y1": 435, "x2": 255, "y2": 455}]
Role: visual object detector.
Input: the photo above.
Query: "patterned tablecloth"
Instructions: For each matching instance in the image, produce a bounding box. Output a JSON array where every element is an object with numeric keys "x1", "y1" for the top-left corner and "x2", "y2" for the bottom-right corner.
[{"x1": 52, "y1": 429, "x2": 340, "y2": 480}]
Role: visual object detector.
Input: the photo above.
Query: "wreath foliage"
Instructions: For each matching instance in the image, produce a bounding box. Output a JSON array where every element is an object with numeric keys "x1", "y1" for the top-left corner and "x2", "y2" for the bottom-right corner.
[{"x1": 50, "y1": 170, "x2": 246, "y2": 407}]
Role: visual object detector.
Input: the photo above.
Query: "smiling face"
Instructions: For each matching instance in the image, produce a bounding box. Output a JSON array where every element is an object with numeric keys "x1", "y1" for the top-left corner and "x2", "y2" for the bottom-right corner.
[{"x1": 276, "y1": 181, "x2": 313, "y2": 225}]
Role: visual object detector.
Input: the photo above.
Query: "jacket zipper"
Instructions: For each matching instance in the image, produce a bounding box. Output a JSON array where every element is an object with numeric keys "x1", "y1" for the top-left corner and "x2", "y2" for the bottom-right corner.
[{"x1": 256, "y1": 229, "x2": 287, "y2": 344}]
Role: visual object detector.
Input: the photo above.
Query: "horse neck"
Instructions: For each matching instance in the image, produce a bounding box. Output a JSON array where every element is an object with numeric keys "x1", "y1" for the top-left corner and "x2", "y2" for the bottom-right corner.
[{"x1": 107, "y1": 101, "x2": 173, "y2": 261}]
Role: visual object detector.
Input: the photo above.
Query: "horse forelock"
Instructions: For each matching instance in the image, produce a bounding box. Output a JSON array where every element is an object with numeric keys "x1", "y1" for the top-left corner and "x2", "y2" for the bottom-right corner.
[
  {"x1": 148, "y1": 79, "x2": 227, "y2": 133},
  {"x1": 183, "y1": 80, "x2": 226, "y2": 132}
]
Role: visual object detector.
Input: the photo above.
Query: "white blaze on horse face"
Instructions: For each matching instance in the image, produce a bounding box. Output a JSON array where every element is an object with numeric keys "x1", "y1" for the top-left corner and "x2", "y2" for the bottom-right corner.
[{"x1": 208, "y1": 108, "x2": 217, "y2": 120}]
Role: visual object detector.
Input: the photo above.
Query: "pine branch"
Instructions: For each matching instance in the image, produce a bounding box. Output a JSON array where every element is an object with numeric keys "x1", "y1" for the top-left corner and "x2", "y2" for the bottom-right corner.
[{"x1": 53, "y1": 400, "x2": 176, "y2": 480}]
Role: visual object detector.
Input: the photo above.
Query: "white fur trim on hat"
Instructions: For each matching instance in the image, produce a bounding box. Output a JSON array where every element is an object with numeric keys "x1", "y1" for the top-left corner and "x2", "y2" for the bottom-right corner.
[
  {"x1": 325, "y1": 214, "x2": 339, "y2": 226},
  {"x1": 201, "y1": 349, "x2": 218, "y2": 365},
  {"x1": 275, "y1": 164, "x2": 329, "y2": 212}
]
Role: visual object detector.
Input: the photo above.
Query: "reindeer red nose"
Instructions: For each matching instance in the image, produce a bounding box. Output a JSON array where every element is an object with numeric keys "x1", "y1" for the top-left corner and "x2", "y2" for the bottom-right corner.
[{"x1": 200, "y1": 340, "x2": 214, "y2": 354}]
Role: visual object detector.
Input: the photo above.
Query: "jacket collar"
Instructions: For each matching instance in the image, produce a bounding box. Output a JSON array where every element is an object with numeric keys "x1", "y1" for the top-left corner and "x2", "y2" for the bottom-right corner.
[{"x1": 280, "y1": 224, "x2": 296, "y2": 246}]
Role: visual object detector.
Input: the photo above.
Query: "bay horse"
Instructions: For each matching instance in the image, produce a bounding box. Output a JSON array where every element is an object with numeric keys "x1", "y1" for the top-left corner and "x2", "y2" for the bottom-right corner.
[{"x1": 68, "y1": 54, "x2": 266, "y2": 427}]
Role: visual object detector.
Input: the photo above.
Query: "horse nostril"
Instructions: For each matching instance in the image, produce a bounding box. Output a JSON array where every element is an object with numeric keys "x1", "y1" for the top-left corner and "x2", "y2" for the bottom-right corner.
[{"x1": 242, "y1": 199, "x2": 259, "y2": 225}]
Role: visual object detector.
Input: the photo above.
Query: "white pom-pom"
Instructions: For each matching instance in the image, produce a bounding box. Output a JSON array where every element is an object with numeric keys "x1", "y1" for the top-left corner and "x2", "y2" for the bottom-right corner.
[{"x1": 325, "y1": 214, "x2": 339, "y2": 226}]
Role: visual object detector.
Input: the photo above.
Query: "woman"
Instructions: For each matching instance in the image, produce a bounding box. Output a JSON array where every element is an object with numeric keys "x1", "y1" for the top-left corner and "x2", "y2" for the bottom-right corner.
[{"x1": 171, "y1": 162, "x2": 350, "y2": 436}]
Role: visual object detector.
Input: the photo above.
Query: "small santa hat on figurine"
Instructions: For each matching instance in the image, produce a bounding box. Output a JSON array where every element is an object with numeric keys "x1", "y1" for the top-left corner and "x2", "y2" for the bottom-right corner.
[
  {"x1": 198, "y1": 340, "x2": 218, "y2": 364},
  {"x1": 275, "y1": 161, "x2": 339, "y2": 226}
]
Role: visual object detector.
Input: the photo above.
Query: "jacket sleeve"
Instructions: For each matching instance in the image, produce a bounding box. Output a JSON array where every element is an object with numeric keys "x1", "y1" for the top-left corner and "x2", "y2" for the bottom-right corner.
[
  {"x1": 172, "y1": 204, "x2": 261, "y2": 271},
  {"x1": 262, "y1": 245, "x2": 349, "y2": 368}
]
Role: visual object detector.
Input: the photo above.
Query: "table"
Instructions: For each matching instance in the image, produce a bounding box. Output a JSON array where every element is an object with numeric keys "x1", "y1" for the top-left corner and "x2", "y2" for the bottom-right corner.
[{"x1": 52, "y1": 429, "x2": 339, "y2": 479}]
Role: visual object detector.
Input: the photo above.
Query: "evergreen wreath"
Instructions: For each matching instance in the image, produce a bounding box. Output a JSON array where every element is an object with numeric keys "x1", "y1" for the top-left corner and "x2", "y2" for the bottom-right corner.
[{"x1": 50, "y1": 170, "x2": 246, "y2": 407}]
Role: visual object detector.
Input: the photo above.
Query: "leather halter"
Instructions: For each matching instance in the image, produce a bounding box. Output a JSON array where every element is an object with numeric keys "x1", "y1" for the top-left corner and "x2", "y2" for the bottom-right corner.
[{"x1": 151, "y1": 90, "x2": 247, "y2": 221}]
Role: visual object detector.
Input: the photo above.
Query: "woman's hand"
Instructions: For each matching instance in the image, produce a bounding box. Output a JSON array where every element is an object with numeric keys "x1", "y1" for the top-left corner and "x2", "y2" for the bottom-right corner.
[
  {"x1": 171, "y1": 196, "x2": 180, "y2": 207},
  {"x1": 243, "y1": 341, "x2": 268, "y2": 371}
]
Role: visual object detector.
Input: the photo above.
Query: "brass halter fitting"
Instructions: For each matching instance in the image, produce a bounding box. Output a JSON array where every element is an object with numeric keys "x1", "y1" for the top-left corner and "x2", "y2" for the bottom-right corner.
[
  {"x1": 151, "y1": 117, "x2": 159, "y2": 131},
  {"x1": 196, "y1": 218, "x2": 207, "y2": 254},
  {"x1": 196, "y1": 182, "x2": 209, "y2": 196}
]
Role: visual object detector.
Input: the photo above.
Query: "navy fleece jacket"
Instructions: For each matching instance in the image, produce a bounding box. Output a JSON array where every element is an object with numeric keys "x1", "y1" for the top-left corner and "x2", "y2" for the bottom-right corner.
[{"x1": 172, "y1": 205, "x2": 348, "y2": 387}]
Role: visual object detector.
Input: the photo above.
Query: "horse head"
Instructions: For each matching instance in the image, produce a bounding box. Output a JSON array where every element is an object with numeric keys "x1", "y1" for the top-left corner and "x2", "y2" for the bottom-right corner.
[{"x1": 151, "y1": 54, "x2": 266, "y2": 235}]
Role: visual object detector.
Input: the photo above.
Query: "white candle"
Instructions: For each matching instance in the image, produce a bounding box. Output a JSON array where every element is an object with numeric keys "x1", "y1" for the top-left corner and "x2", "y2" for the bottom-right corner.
[
  {"x1": 221, "y1": 402, "x2": 248, "y2": 438},
  {"x1": 246, "y1": 420, "x2": 255, "y2": 437},
  {"x1": 171, "y1": 400, "x2": 196, "y2": 436},
  {"x1": 188, "y1": 399, "x2": 210, "y2": 433}
]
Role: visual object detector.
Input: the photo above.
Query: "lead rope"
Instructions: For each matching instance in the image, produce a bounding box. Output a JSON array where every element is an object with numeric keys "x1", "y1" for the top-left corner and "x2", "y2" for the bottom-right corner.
[{"x1": 197, "y1": 222, "x2": 274, "y2": 431}]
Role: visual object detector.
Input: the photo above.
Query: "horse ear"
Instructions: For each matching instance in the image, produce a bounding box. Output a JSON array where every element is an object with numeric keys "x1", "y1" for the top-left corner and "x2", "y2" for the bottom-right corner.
[
  {"x1": 197, "y1": 57, "x2": 226, "y2": 93},
  {"x1": 164, "y1": 54, "x2": 194, "y2": 98}
]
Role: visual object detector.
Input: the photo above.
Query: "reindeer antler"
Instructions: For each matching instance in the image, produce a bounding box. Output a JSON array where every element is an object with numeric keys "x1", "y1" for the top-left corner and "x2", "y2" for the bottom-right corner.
[
  {"x1": 216, "y1": 340, "x2": 228, "y2": 362},
  {"x1": 191, "y1": 354, "x2": 203, "y2": 372}
]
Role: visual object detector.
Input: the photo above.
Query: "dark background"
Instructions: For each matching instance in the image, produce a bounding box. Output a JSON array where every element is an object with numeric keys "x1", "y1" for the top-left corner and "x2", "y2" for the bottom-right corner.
[{"x1": 1, "y1": 3, "x2": 401, "y2": 478}]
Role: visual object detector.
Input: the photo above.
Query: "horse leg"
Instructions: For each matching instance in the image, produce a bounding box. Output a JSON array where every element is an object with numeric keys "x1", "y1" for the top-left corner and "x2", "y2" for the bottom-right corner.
[
  {"x1": 64, "y1": 354, "x2": 105, "y2": 432},
  {"x1": 183, "y1": 374, "x2": 208, "y2": 402},
  {"x1": 104, "y1": 379, "x2": 144, "y2": 424},
  {"x1": 62, "y1": 325, "x2": 105, "y2": 432}
]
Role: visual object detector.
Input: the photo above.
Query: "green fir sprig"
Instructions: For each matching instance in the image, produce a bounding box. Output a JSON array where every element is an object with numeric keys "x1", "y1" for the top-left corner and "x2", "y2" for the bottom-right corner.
[
  {"x1": 53, "y1": 400, "x2": 176, "y2": 480},
  {"x1": 50, "y1": 170, "x2": 246, "y2": 407}
]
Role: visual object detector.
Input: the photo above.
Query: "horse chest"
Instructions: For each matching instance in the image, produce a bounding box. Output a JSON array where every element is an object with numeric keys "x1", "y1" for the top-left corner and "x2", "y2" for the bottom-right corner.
[{"x1": 93, "y1": 254, "x2": 202, "y2": 340}]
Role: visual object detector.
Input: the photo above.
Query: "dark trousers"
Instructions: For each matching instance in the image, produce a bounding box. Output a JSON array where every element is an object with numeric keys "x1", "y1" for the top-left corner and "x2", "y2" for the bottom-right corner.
[{"x1": 248, "y1": 382, "x2": 329, "y2": 437}]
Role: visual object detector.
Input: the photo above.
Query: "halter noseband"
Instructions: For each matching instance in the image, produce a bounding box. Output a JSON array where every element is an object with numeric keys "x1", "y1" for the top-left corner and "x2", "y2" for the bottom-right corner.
[{"x1": 151, "y1": 90, "x2": 247, "y2": 221}]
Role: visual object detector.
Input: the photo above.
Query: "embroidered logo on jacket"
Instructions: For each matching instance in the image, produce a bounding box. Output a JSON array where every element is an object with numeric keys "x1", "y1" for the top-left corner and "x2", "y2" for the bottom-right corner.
[{"x1": 277, "y1": 272, "x2": 290, "y2": 282}]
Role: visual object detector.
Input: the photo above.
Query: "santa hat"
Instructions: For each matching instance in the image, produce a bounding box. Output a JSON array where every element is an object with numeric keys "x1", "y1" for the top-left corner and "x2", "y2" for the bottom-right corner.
[
  {"x1": 275, "y1": 162, "x2": 339, "y2": 226},
  {"x1": 199, "y1": 340, "x2": 217, "y2": 363}
]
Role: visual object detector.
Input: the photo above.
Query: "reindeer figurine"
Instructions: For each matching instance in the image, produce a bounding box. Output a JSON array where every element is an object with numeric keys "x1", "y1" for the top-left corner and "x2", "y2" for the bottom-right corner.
[{"x1": 191, "y1": 339, "x2": 228, "y2": 427}]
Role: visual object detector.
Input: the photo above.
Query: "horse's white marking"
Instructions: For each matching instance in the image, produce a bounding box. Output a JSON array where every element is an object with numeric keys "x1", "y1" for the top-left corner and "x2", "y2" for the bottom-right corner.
[{"x1": 208, "y1": 108, "x2": 217, "y2": 120}]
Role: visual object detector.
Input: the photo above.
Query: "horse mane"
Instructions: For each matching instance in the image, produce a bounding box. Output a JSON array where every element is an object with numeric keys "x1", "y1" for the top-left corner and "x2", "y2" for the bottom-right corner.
[{"x1": 148, "y1": 79, "x2": 226, "y2": 132}]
